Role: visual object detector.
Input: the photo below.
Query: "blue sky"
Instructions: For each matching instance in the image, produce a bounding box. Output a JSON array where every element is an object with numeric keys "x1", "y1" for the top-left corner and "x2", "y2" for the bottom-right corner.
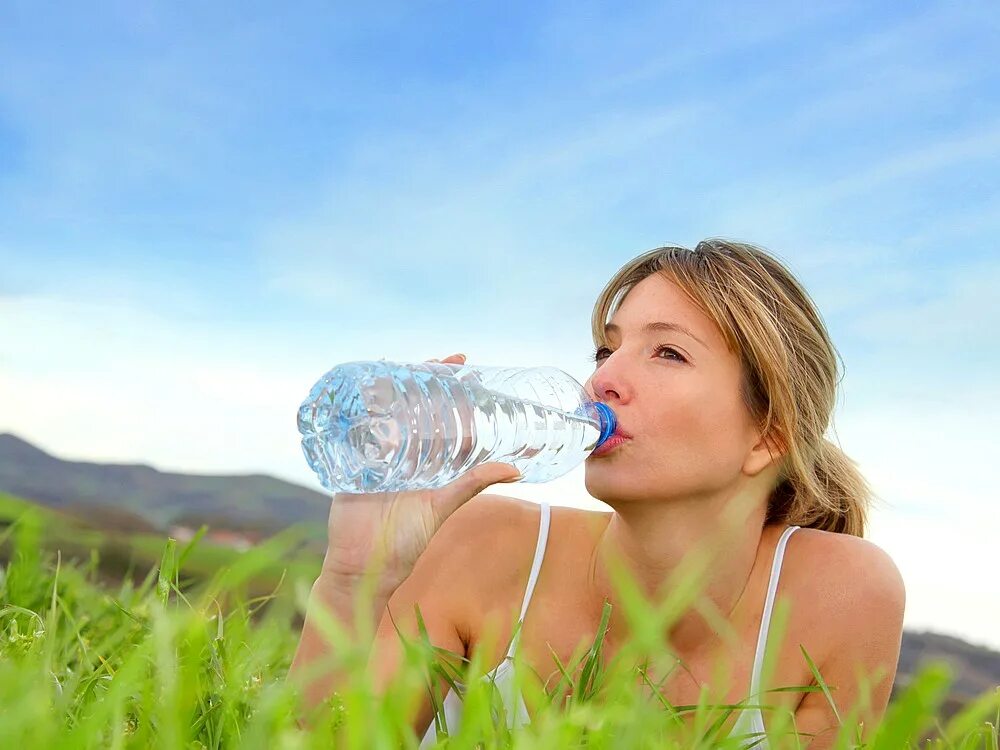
[{"x1": 1, "y1": 2, "x2": 998, "y2": 648}]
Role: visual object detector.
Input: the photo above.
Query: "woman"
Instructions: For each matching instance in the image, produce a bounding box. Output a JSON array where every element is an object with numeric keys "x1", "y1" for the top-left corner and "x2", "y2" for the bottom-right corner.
[{"x1": 290, "y1": 239, "x2": 906, "y2": 748}]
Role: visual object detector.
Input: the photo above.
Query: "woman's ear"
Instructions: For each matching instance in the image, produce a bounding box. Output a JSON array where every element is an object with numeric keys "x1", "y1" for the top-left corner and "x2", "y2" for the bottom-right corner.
[{"x1": 743, "y1": 429, "x2": 787, "y2": 477}]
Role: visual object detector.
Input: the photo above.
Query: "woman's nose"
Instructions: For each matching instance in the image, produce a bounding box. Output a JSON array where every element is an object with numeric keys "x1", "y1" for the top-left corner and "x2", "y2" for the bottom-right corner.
[{"x1": 587, "y1": 373, "x2": 623, "y2": 403}]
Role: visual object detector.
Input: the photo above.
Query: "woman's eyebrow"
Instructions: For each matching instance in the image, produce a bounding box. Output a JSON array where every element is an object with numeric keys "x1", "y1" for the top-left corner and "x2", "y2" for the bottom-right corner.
[{"x1": 604, "y1": 321, "x2": 709, "y2": 349}]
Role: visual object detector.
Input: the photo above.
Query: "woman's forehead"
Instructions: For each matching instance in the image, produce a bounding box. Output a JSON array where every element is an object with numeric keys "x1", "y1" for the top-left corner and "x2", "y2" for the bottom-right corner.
[{"x1": 608, "y1": 275, "x2": 720, "y2": 345}]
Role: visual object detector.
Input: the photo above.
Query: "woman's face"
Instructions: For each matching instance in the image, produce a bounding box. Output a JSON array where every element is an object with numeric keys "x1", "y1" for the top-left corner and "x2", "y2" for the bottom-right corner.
[{"x1": 583, "y1": 273, "x2": 766, "y2": 506}]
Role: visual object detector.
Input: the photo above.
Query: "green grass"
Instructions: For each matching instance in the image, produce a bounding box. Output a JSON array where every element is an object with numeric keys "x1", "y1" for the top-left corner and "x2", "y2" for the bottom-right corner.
[
  {"x1": 1, "y1": 506, "x2": 998, "y2": 749},
  {"x1": 0, "y1": 491, "x2": 320, "y2": 590}
]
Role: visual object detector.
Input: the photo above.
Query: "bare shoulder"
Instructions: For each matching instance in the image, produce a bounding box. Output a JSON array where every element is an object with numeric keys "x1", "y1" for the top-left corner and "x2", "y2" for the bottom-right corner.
[
  {"x1": 381, "y1": 495, "x2": 541, "y2": 649},
  {"x1": 441, "y1": 495, "x2": 607, "y2": 556},
  {"x1": 428, "y1": 496, "x2": 609, "y2": 620},
  {"x1": 783, "y1": 527, "x2": 906, "y2": 650},
  {"x1": 443, "y1": 493, "x2": 538, "y2": 561},
  {"x1": 417, "y1": 494, "x2": 544, "y2": 601},
  {"x1": 783, "y1": 528, "x2": 907, "y2": 732},
  {"x1": 449, "y1": 492, "x2": 539, "y2": 528},
  {"x1": 787, "y1": 527, "x2": 905, "y2": 599}
]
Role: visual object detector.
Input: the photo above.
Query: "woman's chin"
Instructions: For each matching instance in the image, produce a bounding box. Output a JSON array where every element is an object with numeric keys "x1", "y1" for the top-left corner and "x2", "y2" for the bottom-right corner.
[{"x1": 583, "y1": 468, "x2": 623, "y2": 497}]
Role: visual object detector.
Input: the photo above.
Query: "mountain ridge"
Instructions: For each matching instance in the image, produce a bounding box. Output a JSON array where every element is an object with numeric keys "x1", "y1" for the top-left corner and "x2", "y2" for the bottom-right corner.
[{"x1": 0, "y1": 432, "x2": 329, "y2": 535}]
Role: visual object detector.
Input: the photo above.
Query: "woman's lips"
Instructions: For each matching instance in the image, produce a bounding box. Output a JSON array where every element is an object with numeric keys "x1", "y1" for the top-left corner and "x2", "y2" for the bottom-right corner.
[{"x1": 591, "y1": 433, "x2": 631, "y2": 457}]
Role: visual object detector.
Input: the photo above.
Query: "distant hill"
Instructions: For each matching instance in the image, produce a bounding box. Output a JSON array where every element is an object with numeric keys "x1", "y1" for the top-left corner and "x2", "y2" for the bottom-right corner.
[
  {"x1": 0, "y1": 432, "x2": 330, "y2": 537},
  {"x1": 897, "y1": 630, "x2": 1000, "y2": 710}
]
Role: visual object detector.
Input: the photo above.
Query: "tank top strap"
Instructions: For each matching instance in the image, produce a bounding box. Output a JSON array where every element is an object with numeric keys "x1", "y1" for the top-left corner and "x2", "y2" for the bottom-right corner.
[
  {"x1": 505, "y1": 502, "x2": 551, "y2": 659},
  {"x1": 748, "y1": 524, "x2": 800, "y2": 697}
]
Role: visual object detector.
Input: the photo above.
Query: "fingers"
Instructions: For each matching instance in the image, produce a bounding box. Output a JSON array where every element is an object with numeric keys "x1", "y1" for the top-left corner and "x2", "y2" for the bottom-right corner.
[{"x1": 436, "y1": 462, "x2": 521, "y2": 518}]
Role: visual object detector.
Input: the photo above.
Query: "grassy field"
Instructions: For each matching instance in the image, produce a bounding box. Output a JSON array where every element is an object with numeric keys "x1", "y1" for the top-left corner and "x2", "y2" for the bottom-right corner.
[
  {"x1": 0, "y1": 491, "x2": 320, "y2": 591},
  {"x1": 1, "y1": 501, "x2": 998, "y2": 749}
]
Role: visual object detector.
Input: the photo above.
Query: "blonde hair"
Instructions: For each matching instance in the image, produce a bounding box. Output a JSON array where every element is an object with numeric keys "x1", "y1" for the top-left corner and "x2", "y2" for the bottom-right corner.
[{"x1": 591, "y1": 238, "x2": 873, "y2": 537}]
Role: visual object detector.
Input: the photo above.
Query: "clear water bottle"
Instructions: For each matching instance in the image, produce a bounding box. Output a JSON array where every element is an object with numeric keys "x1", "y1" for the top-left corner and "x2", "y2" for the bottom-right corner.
[{"x1": 297, "y1": 359, "x2": 618, "y2": 494}]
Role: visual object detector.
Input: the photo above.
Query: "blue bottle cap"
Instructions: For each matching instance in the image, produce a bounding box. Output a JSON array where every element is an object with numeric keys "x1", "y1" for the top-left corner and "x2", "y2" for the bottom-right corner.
[{"x1": 592, "y1": 402, "x2": 617, "y2": 449}]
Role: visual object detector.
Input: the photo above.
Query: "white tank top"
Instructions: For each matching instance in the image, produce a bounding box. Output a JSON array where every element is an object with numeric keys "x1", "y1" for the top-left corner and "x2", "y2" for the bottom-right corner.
[{"x1": 419, "y1": 503, "x2": 800, "y2": 749}]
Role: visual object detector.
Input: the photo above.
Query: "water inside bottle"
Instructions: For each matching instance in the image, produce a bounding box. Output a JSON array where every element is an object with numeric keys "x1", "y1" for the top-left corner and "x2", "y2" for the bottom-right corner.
[{"x1": 299, "y1": 361, "x2": 610, "y2": 492}]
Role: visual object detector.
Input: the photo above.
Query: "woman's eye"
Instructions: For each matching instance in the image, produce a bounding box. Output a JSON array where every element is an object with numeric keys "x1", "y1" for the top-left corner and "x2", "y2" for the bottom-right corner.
[
  {"x1": 654, "y1": 345, "x2": 686, "y2": 362},
  {"x1": 589, "y1": 345, "x2": 686, "y2": 363}
]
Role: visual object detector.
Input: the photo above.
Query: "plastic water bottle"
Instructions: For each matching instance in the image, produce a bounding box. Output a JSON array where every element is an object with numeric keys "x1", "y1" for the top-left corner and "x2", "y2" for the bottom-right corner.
[{"x1": 297, "y1": 359, "x2": 617, "y2": 494}]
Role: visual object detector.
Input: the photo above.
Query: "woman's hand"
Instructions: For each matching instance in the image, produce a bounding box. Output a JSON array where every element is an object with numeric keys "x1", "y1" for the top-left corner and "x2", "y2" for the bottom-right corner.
[{"x1": 319, "y1": 353, "x2": 521, "y2": 595}]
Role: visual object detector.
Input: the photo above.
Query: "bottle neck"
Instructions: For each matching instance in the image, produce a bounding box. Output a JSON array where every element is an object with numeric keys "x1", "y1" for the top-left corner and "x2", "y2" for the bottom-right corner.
[{"x1": 592, "y1": 402, "x2": 617, "y2": 448}]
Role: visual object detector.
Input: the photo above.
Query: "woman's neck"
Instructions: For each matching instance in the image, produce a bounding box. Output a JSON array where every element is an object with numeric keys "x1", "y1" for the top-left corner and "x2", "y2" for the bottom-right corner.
[{"x1": 587, "y1": 485, "x2": 770, "y2": 655}]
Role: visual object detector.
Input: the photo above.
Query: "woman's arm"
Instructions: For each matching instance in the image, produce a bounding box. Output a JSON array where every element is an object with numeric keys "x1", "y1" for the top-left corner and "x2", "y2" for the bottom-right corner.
[
  {"x1": 792, "y1": 538, "x2": 906, "y2": 748},
  {"x1": 289, "y1": 572, "x2": 402, "y2": 713},
  {"x1": 289, "y1": 492, "x2": 528, "y2": 734},
  {"x1": 363, "y1": 495, "x2": 535, "y2": 736}
]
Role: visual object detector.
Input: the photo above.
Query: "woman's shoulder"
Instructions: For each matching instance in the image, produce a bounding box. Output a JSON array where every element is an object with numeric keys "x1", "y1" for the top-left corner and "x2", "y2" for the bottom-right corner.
[
  {"x1": 781, "y1": 526, "x2": 906, "y2": 634},
  {"x1": 433, "y1": 494, "x2": 543, "y2": 592},
  {"x1": 447, "y1": 495, "x2": 609, "y2": 550},
  {"x1": 785, "y1": 526, "x2": 904, "y2": 591},
  {"x1": 778, "y1": 526, "x2": 906, "y2": 718},
  {"x1": 438, "y1": 496, "x2": 608, "y2": 604}
]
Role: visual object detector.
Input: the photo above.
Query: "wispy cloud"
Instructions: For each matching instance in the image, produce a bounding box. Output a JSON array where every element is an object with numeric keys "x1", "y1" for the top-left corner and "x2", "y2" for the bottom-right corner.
[{"x1": 254, "y1": 102, "x2": 703, "y2": 314}]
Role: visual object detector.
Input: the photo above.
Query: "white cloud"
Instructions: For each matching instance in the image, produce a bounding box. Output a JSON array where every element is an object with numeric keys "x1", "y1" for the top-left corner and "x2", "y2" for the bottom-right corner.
[
  {"x1": 821, "y1": 126, "x2": 1000, "y2": 204},
  {"x1": 704, "y1": 124, "x2": 1000, "y2": 245},
  {"x1": 844, "y1": 258, "x2": 1000, "y2": 351}
]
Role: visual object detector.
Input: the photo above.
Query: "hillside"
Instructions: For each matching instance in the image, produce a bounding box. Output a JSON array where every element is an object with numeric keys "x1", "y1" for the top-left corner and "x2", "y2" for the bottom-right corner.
[
  {"x1": 897, "y1": 630, "x2": 1000, "y2": 708},
  {"x1": 0, "y1": 432, "x2": 329, "y2": 537}
]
